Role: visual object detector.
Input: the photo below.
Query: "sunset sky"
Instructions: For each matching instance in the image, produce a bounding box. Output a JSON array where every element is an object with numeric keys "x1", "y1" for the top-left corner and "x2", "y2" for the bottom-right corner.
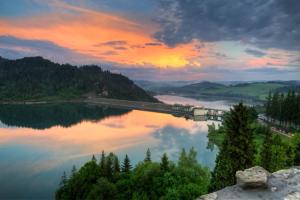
[{"x1": 0, "y1": 0, "x2": 299, "y2": 81}]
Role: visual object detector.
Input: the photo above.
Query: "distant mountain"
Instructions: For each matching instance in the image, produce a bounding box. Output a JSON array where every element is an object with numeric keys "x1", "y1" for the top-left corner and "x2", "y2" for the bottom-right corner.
[
  {"x1": 150, "y1": 81, "x2": 300, "y2": 101},
  {"x1": 0, "y1": 56, "x2": 158, "y2": 102},
  {"x1": 134, "y1": 80, "x2": 197, "y2": 91},
  {"x1": 153, "y1": 81, "x2": 225, "y2": 94},
  {"x1": 180, "y1": 81, "x2": 224, "y2": 92}
]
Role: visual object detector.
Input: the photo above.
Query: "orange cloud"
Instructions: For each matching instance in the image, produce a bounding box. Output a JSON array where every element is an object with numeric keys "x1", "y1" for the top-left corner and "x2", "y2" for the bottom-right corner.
[{"x1": 0, "y1": 3, "x2": 202, "y2": 68}]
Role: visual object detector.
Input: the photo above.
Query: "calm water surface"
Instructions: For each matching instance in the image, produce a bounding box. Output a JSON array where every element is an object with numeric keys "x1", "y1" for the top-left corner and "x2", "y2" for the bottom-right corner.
[{"x1": 0, "y1": 95, "x2": 231, "y2": 199}]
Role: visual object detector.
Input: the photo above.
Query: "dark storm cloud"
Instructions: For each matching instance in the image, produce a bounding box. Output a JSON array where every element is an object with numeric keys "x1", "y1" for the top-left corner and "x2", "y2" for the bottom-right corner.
[
  {"x1": 245, "y1": 48, "x2": 266, "y2": 57},
  {"x1": 155, "y1": 0, "x2": 300, "y2": 51}
]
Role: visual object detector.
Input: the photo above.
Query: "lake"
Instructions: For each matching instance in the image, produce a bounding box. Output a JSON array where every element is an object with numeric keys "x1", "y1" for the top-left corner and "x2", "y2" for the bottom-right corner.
[{"x1": 0, "y1": 95, "x2": 232, "y2": 199}]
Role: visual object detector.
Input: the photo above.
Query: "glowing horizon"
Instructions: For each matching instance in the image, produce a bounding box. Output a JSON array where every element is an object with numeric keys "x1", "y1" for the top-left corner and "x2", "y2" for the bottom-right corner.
[{"x1": 0, "y1": 0, "x2": 299, "y2": 81}]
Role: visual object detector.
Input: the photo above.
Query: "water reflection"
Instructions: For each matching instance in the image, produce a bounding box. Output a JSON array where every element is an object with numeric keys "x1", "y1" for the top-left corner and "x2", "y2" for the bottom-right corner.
[
  {"x1": 0, "y1": 103, "x2": 129, "y2": 129},
  {"x1": 0, "y1": 101, "x2": 221, "y2": 199}
]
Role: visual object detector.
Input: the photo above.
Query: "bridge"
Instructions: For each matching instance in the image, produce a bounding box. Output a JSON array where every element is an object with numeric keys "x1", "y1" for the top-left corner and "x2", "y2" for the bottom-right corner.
[{"x1": 84, "y1": 97, "x2": 226, "y2": 121}]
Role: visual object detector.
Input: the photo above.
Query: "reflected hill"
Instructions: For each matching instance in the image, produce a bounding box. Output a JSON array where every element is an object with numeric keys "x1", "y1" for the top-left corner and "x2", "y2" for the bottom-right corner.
[{"x1": 0, "y1": 103, "x2": 130, "y2": 129}]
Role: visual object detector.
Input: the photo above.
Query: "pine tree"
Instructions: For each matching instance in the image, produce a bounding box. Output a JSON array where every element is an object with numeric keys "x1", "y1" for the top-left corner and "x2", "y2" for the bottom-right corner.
[
  {"x1": 113, "y1": 156, "x2": 120, "y2": 173},
  {"x1": 188, "y1": 147, "x2": 197, "y2": 166},
  {"x1": 71, "y1": 165, "x2": 77, "y2": 178},
  {"x1": 269, "y1": 135, "x2": 287, "y2": 172},
  {"x1": 293, "y1": 133, "x2": 300, "y2": 166},
  {"x1": 297, "y1": 94, "x2": 300, "y2": 126},
  {"x1": 59, "y1": 171, "x2": 68, "y2": 187},
  {"x1": 279, "y1": 93, "x2": 285, "y2": 125},
  {"x1": 178, "y1": 148, "x2": 187, "y2": 167},
  {"x1": 265, "y1": 91, "x2": 272, "y2": 118},
  {"x1": 122, "y1": 154, "x2": 132, "y2": 173},
  {"x1": 144, "y1": 148, "x2": 151, "y2": 162},
  {"x1": 290, "y1": 91, "x2": 297, "y2": 126},
  {"x1": 105, "y1": 154, "x2": 113, "y2": 179},
  {"x1": 92, "y1": 155, "x2": 97, "y2": 162},
  {"x1": 100, "y1": 151, "x2": 106, "y2": 174},
  {"x1": 260, "y1": 126, "x2": 272, "y2": 171},
  {"x1": 271, "y1": 92, "x2": 279, "y2": 121},
  {"x1": 210, "y1": 103, "x2": 255, "y2": 191},
  {"x1": 160, "y1": 153, "x2": 169, "y2": 171}
]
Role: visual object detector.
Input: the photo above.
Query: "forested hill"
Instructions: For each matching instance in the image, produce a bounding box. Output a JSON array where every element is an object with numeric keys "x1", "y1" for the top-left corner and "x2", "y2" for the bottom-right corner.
[
  {"x1": 0, "y1": 56, "x2": 158, "y2": 102},
  {"x1": 150, "y1": 81, "x2": 300, "y2": 101}
]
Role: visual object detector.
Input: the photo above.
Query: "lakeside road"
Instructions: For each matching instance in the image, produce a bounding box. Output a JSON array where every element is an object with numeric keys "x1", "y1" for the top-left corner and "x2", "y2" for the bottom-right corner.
[
  {"x1": 257, "y1": 119, "x2": 293, "y2": 138},
  {"x1": 0, "y1": 98, "x2": 174, "y2": 114},
  {"x1": 84, "y1": 97, "x2": 173, "y2": 114}
]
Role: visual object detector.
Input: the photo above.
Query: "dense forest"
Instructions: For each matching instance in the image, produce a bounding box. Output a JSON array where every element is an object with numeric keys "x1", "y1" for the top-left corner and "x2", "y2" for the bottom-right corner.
[
  {"x1": 56, "y1": 148, "x2": 210, "y2": 200},
  {"x1": 56, "y1": 103, "x2": 300, "y2": 199},
  {"x1": 265, "y1": 90, "x2": 300, "y2": 129},
  {"x1": 0, "y1": 56, "x2": 158, "y2": 102}
]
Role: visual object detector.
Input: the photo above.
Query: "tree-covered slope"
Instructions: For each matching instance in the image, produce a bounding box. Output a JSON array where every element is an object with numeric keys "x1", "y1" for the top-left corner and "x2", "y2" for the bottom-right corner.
[
  {"x1": 0, "y1": 57, "x2": 158, "y2": 102},
  {"x1": 151, "y1": 81, "x2": 300, "y2": 101}
]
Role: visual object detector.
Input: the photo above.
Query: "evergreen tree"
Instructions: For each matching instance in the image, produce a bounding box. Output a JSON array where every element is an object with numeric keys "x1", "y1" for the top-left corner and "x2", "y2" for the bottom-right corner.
[
  {"x1": 265, "y1": 91, "x2": 272, "y2": 118},
  {"x1": 71, "y1": 165, "x2": 77, "y2": 179},
  {"x1": 210, "y1": 103, "x2": 255, "y2": 191},
  {"x1": 92, "y1": 155, "x2": 97, "y2": 162},
  {"x1": 265, "y1": 90, "x2": 300, "y2": 129},
  {"x1": 188, "y1": 147, "x2": 198, "y2": 166},
  {"x1": 144, "y1": 148, "x2": 152, "y2": 162},
  {"x1": 178, "y1": 148, "x2": 187, "y2": 167},
  {"x1": 59, "y1": 171, "x2": 68, "y2": 187},
  {"x1": 290, "y1": 91, "x2": 297, "y2": 126},
  {"x1": 260, "y1": 126, "x2": 273, "y2": 171},
  {"x1": 100, "y1": 151, "x2": 106, "y2": 175},
  {"x1": 122, "y1": 154, "x2": 132, "y2": 173},
  {"x1": 269, "y1": 135, "x2": 287, "y2": 172},
  {"x1": 278, "y1": 93, "x2": 284, "y2": 125},
  {"x1": 297, "y1": 94, "x2": 300, "y2": 126},
  {"x1": 105, "y1": 154, "x2": 113, "y2": 179},
  {"x1": 293, "y1": 133, "x2": 300, "y2": 165},
  {"x1": 113, "y1": 156, "x2": 120, "y2": 174},
  {"x1": 270, "y1": 92, "x2": 279, "y2": 121},
  {"x1": 160, "y1": 153, "x2": 169, "y2": 171}
]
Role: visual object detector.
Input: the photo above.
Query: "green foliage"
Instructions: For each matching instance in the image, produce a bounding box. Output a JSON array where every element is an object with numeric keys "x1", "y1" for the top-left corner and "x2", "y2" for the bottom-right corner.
[
  {"x1": 121, "y1": 154, "x2": 132, "y2": 173},
  {"x1": 265, "y1": 91, "x2": 300, "y2": 130},
  {"x1": 56, "y1": 149, "x2": 210, "y2": 200},
  {"x1": 0, "y1": 56, "x2": 158, "y2": 102},
  {"x1": 293, "y1": 133, "x2": 300, "y2": 165},
  {"x1": 207, "y1": 123, "x2": 225, "y2": 150},
  {"x1": 260, "y1": 126, "x2": 273, "y2": 171},
  {"x1": 160, "y1": 153, "x2": 170, "y2": 171},
  {"x1": 144, "y1": 148, "x2": 152, "y2": 162},
  {"x1": 210, "y1": 103, "x2": 256, "y2": 191},
  {"x1": 86, "y1": 178, "x2": 117, "y2": 200}
]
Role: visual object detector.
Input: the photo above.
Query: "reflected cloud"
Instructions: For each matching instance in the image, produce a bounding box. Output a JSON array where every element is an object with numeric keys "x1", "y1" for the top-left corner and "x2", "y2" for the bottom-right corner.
[
  {"x1": 0, "y1": 104, "x2": 219, "y2": 198},
  {"x1": 150, "y1": 125, "x2": 218, "y2": 169}
]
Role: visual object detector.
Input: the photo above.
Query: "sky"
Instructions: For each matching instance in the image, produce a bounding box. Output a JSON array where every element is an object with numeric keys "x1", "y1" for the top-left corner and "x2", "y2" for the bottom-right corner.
[{"x1": 0, "y1": 0, "x2": 299, "y2": 81}]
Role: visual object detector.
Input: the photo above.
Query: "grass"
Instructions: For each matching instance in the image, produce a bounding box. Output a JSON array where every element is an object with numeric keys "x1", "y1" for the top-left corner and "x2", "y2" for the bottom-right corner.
[{"x1": 208, "y1": 122, "x2": 292, "y2": 150}]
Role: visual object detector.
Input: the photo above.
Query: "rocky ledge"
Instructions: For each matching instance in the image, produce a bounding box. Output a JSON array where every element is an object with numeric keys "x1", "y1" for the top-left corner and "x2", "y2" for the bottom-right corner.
[{"x1": 198, "y1": 166, "x2": 300, "y2": 200}]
